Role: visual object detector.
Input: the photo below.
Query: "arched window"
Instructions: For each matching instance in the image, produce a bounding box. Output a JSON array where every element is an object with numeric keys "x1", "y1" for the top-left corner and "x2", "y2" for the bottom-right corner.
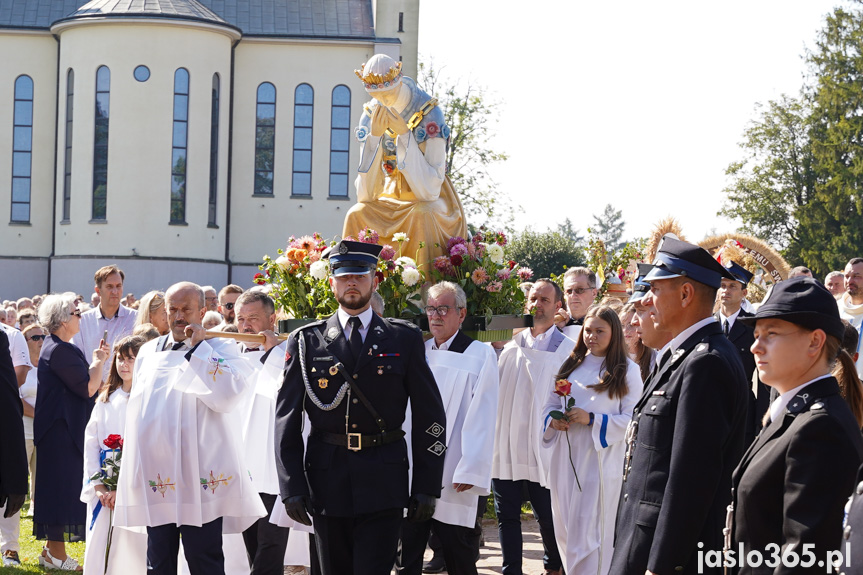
[
  {"x1": 92, "y1": 65, "x2": 110, "y2": 221},
  {"x1": 171, "y1": 68, "x2": 189, "y2": 223},
  {"x1": 254, "y1": 82, "x2": 276, "y2": 195},
  {"x1": 11, "y1": 75, "x2": 33, "y2": 223},
  {"x1": 208, "y1": 73, "x2": 219, "y2": 226},
  {"x1": 329, "y1": 85, "x2": 351, "y2": 198},
  {"x1": 62, "y1": 69, "x2": 74, "y2": 221},
  {"x1": 292, "y1": 83, "x2": 313, "y2": 196}
]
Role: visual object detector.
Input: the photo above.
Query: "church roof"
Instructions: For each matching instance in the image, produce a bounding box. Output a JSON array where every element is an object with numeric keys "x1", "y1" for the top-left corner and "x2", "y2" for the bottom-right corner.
[{"x1": 0, "y1": 0, "x2": 375, "y2": 39}]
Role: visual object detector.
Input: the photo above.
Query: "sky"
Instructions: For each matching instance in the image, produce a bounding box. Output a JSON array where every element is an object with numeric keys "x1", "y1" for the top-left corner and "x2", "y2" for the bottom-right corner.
[{"x1": 417, "y1": 0, "x2": 842, "y2": 243}]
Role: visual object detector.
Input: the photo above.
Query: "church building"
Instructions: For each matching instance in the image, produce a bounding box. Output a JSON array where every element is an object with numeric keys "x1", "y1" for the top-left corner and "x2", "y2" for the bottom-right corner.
[{"x1": 0, "y1": 0, "x2": 418, "y2": 298}]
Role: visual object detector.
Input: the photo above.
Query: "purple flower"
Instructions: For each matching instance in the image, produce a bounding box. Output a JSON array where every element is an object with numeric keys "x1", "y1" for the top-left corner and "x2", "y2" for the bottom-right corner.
[
  {"x1": 380, "y1": 244, "x2": 396, "y2": 261},
  {"x1": 449, "y1": 243, "x2": 468, "y2": 257},
  {"x1": 496, "y1": 268, "x2": 511, "y2": 280},
  {"x1": 358, "y1": 228, "x2": 379, "y2": 244},
  {"x1": 446, "y1": 236, "x2": 466, "y2": 251}
]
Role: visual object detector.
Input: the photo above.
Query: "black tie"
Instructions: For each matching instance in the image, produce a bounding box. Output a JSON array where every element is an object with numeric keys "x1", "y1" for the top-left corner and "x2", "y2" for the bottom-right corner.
[
  {"x1": 348, "y1": 317, "x2": 363, "y2": 360},
  {"x1": 724, "y1": 320, "x2": 730, "y2": 337},
  {"x1": 171, "y1": 341, "x2": 186, "y2": 351}
]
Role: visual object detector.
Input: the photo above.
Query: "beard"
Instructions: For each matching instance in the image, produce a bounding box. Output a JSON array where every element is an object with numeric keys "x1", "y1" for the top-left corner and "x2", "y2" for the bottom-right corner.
[{"x1": 338, "y1": 288, "x2": 373, "y2": 311}]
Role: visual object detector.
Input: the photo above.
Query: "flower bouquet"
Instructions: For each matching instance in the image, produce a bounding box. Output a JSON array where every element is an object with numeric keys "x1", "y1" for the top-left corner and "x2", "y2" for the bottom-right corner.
[
  {"x1": 258, "y1": 233, "x2": 338, "y2": 322},
  {"x1": 365, "y1": 229, "x2": 426, "y2": 318},
  {"x1": 428, "y1": 230, "x2": 532, "y2": 340}
]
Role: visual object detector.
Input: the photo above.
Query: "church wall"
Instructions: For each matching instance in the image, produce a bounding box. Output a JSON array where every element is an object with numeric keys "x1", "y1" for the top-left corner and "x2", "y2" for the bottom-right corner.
[
  {"x1": 228, "y1": 39, "x2": 375, "y2": 267},
  {"x1": 52, "y1": 21, "x2": 235, "y2": 266}
]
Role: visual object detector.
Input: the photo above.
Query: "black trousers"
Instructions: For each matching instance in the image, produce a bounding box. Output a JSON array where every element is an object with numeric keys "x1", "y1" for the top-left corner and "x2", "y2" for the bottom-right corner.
[
  {"x1": 396, "y1": 518, "x2": 481, "y2": 575},
  {"x1": 313, "y1": 508, "x2": 402, "y2": 575},
  {"x1": 146, "y1": 517, "x2": 224, "y2": 575},
  {"x1": 242, "y1": 493, "x2": 290, "y2": 575}
]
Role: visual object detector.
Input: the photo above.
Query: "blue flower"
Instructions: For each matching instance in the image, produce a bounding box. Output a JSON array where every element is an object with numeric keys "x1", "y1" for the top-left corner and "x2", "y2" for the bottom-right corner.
[
  {"x1": 414, "y1": 127, "x2": 427, "y2": 142},
  {"x1": 441, "y1": 125, "x2": 451, "y2": 140},
  {"x1": 384, "y1": 139, "x2": 396, "y2": 151},
  {"x1": 355, "y1": 125, "x2": 369, "y2": 142}
]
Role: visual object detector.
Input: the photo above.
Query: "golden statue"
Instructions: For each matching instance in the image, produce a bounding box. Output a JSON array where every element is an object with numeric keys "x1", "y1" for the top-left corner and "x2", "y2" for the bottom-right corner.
[{"x1": 343, "y1": 54, "x2": 467, "y2": 266}]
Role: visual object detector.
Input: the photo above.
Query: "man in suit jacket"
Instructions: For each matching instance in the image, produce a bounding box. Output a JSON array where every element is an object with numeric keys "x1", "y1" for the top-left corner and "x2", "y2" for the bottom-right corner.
[
  {"x1": 609, "y1": 236, "x2": 749, "y2": 575},
  {"x1": 716, "y1": 261, "x2": 766, "y2": 445},
  {"x1": 0, "y1": 329, "x2": 28, "y2": 531},
  {"x1": 275, "y1": 240, "x2": 446, "y2": 575},
  {"x1": 396, "y1": 281, "x2": 498, "y2": 575},
  {"x1": 492, "y1": 279, "x2": 574, "y2": 575}
]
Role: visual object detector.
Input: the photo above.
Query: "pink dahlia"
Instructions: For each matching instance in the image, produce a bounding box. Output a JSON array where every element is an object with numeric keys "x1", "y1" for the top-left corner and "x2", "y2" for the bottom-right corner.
[
  {"x1": 485, "y1": 281, "x2": 503, "y2": 293},
  {"x1": 358, "y1": 228, "x2": 379, "y2": 244},
  {"x1": 380, "y1": 245, "x2": 396, "y2": 261},
  {"x1": 471, "y1": 268, "x2": 489, "y2": 286},
  {"x1": 517, "y1": 267, "x2": 534, "y2": 281}
]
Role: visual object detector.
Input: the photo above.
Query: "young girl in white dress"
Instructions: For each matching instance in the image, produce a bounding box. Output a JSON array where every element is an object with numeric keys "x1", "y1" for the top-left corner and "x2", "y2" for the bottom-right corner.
[
  {"x1": 542, "y1": 305, "x2": 643, "y2": 575},
  {"x1": 81, "y1": 335, "x2": 147, "y2": 575}
]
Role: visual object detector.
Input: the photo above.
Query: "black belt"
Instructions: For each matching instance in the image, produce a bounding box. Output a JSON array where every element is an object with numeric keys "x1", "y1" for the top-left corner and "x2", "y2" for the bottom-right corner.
[{"x1": 311, "y1": 428, "x2": 405, "y2": 452}]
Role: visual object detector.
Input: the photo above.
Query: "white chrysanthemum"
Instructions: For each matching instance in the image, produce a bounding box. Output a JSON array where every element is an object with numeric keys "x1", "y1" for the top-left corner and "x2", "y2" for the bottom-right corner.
[
  {"x1": 402, "y1": 267, "x2": 421, "y2": 286},
  {"x1": 309, "y1": 260, "x2": 329, "y2": 280},
  {"x1": 393, "y1": 232, "x2": 409, "y2": 243},
  {"x1": 275, "y1": 255, "x2": 290, "y2": 269},
  {"x1": 486, "y1": 243, "x2": 505, "y2": 265},
  {"x1": 395, "y1": 256, "x2": 416, "y2": 268}
]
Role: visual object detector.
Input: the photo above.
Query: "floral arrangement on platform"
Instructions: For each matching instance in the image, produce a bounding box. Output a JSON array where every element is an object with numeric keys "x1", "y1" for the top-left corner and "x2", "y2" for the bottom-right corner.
[
  {"x1": 354, "y1": 228, "x2": 426, "y2": 318},
  {"x1": 258, "y1": 233, "x2": 338, "y2": 319},
  {"x1": 585, "y1": 231, "x2": 645, "y2": 298},
  {"x1": 429, "y1": 229, "x2": 531, "y2": 320}
]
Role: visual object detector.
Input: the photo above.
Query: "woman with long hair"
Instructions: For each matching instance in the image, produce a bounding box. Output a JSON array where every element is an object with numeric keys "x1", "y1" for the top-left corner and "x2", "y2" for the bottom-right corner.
[
  {"x1": 729, "y1": 277, "x2": 863, "y2": 571},
  {"x1": 541, "y1": 305, "x2": 642, "y2": 575},
  {"x1": 134, "y1": 291, "x2": 168, "y2": 336},
  {"x1": 81, "y1": 335, "x2": 147, "y2": 574},
  {"x1": 618, "y1": 303, "x2": 652, "y2": 381}
]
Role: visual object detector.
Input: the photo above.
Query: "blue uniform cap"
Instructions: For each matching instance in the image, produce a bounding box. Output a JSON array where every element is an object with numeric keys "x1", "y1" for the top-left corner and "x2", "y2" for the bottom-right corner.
[
  {"x1": 322, "y1": 240, "x2": 382, "y2": 276},
  {"x1": 724, "y1": 261, "x2": 754, "y2": 286},
  {"x1": 643, "y1": 236, "x2": 736, "y2": 289},
  {"x1": 628, "y1": 263, "x2": 655, "y2": 303}
]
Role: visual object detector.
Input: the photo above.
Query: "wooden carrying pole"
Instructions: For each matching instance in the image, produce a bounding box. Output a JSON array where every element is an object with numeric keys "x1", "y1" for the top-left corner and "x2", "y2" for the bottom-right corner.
[{"x1": 203, "y1": 331, "x2": 290, "y2": 345}]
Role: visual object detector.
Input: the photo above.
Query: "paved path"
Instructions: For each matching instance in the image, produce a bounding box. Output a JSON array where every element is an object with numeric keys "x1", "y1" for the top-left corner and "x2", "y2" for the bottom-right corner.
[{"x1": 286, "y1": 517, "x2": 549, "y2": 574}]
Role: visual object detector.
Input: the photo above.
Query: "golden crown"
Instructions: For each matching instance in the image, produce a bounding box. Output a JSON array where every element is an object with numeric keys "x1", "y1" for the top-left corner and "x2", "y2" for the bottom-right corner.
[{"x1": 354, "y1": 61, "x2": 403, "y2": 90}]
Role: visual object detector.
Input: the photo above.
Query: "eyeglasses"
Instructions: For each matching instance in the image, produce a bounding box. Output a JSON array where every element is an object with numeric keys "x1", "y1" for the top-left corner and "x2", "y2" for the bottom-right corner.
[
  {"x1": 565, "y1": 287, "x2": 593, "y2": 295},
  {"x1": 28, "y1": 334, "x2": 46, "y2": 342},
  {"x1": 70, "y1": 310, "x2": 82, "y2": 317},
  {"x1": 223, "y1": 302, "x2": 235, "y2": 310},
  {"x1": 425, "y1": 305, "x2": 460, "y2": 317}
]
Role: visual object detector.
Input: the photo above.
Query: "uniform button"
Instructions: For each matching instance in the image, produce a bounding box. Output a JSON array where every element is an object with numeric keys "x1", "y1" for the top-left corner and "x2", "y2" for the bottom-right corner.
[
  {"x1": 352, "y1": 398, "x2": 359, "y2": 404},
  {"x1": 650, "y1": 405, "x2": 656, "y2": 411},
  {"x1": 845, "y1": 525, "x2": 852, "y2": 540},
  {"x1": 353, "y1": 374, "x2": 358, "y2": 380},
  {"x1": 351, "y1": 423, "x2": 358, "y2": 429},
  {"x1": 857, "y1": 481, "x2": 863, "y2": 495},
  {"x1": 623, "y1": 494, "x2": 628, "y2": 501}
]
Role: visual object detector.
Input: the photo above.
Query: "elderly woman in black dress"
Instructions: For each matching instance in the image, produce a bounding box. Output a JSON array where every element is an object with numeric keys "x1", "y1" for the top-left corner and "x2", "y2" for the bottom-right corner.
[
  {"x1": 727, "y1": 277, "x2": 863, "y2": 574},
  {"x1": 34, "y1": 293, "x2": 108, "y2": 570}
]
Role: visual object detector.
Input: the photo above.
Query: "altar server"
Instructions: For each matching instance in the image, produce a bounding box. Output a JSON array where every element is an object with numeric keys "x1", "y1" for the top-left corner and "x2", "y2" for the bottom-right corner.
[
  {"x1": 396, "y1": 281, "x2": 498, "y2": 575},
  {"x1": 113, "y1": 282, "x2": 264, "y2": 575}
]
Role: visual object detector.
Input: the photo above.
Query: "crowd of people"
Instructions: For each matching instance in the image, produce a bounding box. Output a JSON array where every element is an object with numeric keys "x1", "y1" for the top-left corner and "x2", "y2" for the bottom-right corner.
[{"x1": 0, "y1": 247, "x2": 862, "y2": 575}]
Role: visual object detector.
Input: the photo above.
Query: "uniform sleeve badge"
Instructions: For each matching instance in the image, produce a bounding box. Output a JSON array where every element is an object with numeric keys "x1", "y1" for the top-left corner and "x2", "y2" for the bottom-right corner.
[{"x1": 427, "y1": 441, "x2": 446, "y2": 456}]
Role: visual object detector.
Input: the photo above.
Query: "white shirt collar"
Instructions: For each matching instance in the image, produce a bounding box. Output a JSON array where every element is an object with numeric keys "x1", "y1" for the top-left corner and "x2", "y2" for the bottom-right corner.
[
  {"x1": 97, "y1": 304, "x2": 130, "y2": 320},
  {"x1": 669, "y1": 316, "x2": 717, "y2": 353},
  {"x1": 768, "y1": 374, "x2": 832, "y2": 423},
  {"x1": 337, "y1": 306, "x2": 375, "y2": 332},
  {"x1": 719, "y1": 308, "x2": 741, "y2": 329},
  {"x1": 523, "y1": 323, "x2": 558, "y2": 351},
  {"x1": 427, "y1": 330, "x2": 459, "y2": 351}
]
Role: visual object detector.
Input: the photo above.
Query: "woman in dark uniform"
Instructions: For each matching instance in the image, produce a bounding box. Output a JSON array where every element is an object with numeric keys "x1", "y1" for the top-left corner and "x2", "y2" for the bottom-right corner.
[
  {"x1": 727, "y1": 277, "x2": 863, "y2": 574},
  {"x1": 34, "y1": 293, "x2": 107, "y2": 570}
]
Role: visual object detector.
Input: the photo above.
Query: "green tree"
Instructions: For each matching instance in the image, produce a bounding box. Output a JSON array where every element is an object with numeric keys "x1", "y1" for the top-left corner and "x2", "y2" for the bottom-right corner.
[
  {"x1": 419, "y1": 61, "x2": 515, "y2": 231},
  {"x1": 591, "y1": 204, "x2": 626, "y2": 250},
  {"x1": 507, "y1": 228, "x2": 585, "y2": 279},
  {"x1": 718, "y1": 95, "x2": 814, "y2": 261},
  {"x1": 556, "y1": 218, "x2": 585, "y2": 244}
]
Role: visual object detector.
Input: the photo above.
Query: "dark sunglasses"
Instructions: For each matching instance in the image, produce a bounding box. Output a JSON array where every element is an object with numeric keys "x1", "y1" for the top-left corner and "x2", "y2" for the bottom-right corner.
[
  {"x1": 28, "y1": 334, "x2": 46, "y2": 342},
  {"x1": 223, "y1": 302, "x2": 235, "y2": 310}
]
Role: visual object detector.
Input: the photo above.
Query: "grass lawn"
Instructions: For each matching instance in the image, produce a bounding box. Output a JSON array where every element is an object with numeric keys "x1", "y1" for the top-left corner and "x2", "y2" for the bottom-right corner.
[{"x1": 0, "y1": 511, "x2": 85, "y2": 574}]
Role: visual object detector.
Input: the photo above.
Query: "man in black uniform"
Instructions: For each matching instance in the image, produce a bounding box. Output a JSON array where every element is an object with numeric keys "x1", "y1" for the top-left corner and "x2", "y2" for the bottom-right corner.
[
  {"x1": 275, "y1": 240, "x2": 447, "y2": 575},
  {"x1": 609, "y1": 236, "x2": 749, "y2": 575},
  {"x1": 716, "y1": 261, "x2": 767, "y2": 445}
]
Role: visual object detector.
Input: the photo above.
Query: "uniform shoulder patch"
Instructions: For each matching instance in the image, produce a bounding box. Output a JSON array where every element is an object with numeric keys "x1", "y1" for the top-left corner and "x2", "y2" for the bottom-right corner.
[
  {"x1": 386, "y1": 318, "x2": 422, "y2": 332},
  {"x1": 292, "y1": 319, "x2": 325, "y2": 335}
]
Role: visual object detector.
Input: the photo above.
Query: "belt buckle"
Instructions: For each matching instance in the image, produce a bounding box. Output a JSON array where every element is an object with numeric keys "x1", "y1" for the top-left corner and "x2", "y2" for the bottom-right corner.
[{"x1": 347, "y1": 433, "x2": 362, "y2": 451}]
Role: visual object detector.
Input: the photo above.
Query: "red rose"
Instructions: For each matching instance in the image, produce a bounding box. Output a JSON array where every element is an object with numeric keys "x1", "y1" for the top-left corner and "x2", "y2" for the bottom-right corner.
[
  {"x1": 253, "y1": 272, "x2": 266, "y2": 285},
  {"x1": 103, "y1": 434, "x2": 123, "y2": 450},
  {"x1": 450, "y1": 254, "x2": 463, "y2": 267},
  {"x1": 375, "y1": 271, "x2": 385, "y2": 282},
  {"x1": 554, "y1": 379, "x2": 572, "y2": 397}
]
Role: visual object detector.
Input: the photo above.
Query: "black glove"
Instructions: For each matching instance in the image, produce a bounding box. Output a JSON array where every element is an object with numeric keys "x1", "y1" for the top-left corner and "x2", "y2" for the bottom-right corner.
[
  {"x1": 0, "y1": 493, "x2": 25, "y2": 518},
  {"x1": 406, "y1": 493, "x2": 436, "y2": 523},
  {"x1": 284, "y1": 495, "x2": 312, "y2": 526}
]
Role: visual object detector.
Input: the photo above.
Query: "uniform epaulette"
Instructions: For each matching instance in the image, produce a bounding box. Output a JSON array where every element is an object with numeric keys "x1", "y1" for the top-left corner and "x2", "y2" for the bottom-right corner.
[
  {"x1": 290, "y1": 319, "x2": 326, "y2": 337},
  {"x1": 385, "y1": 317, "x2": 422, "y2": 332}
]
